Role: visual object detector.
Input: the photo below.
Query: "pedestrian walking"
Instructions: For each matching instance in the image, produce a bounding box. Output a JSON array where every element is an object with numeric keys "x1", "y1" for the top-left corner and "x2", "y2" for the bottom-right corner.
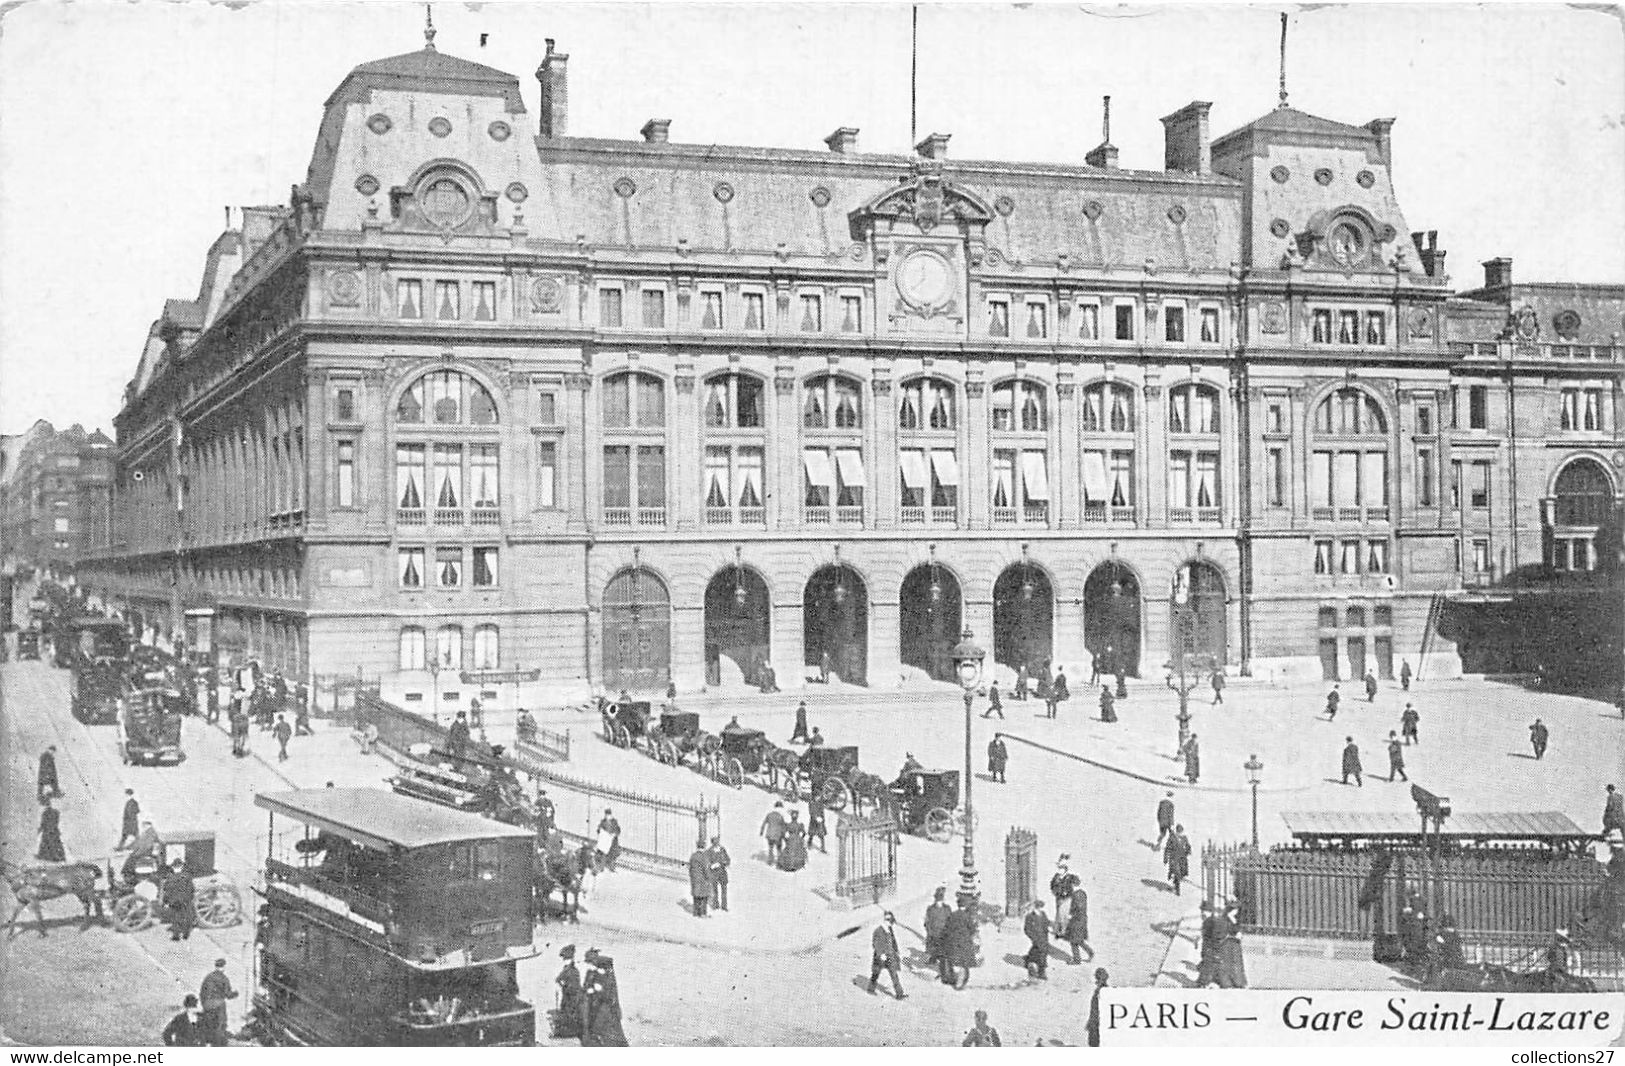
[
  {"x1": 1387, "y1": 731, "x2": 1408, "y2": 782},
  {"x1": 162, "y1": 996, "x2": 204, "y2": 1047},
  {"x1": 1401, "y1": 702, "x2": 1420, "y2": 745},
  {"x1": 1341, "y1": 736, "x2": 1364, "y2": 787},
  {"x1": 942, "y1": 903, "x2": 976, "y2": 990},
  {"x1": 1014, "y1": 662, "x2": 1029, "y2": 701},
  {"x1": 294, "y1": 697, "x2": 313, "y2": 737},
  {"x1": 1194, "y1": 900, "x2": 1220, "y2": 986},
  {"x1": 867, "y1": 911, "x2": 906, "y2": 999},
  {"x1": 1099, "y1": 685, "x2": 1117, "y2": 723},
  {"x1": 776, "y1": 810, "x2": 808, "y2": 872},
  {"x1": 789, "y1": 700, "x2": 810, "y2": 743},
  {"x1": 981, "y1": 681, "x2": 1004, "y2": 719},
  {"x1": 117, "y1": 789, "x2": 140, "y2": 850},
  {"x1": 229, "y1": 707, "x2": 249, "y2": 757},
  {"x1": 687, "y1": 843, "x2": 713, "y2": 917},
  {"x1": 1211, "y1": 671, "x2": 1225, "y2": 705},
  {"x1": 535, "y1": 788, "x2": 556, "y2": 838},
  {"x1": 963, "y1": 1010, "x2": 1001, "y2": 1047},
  {"x1": 1089, "y1": 651, "x2": 1103, "y2": 686},
  {"x1": 760, "y1": 801, "x2": 787, "y2": 864},
  {"x1": 1165, "y1": 825, "x2": 1191, "y2": 895},
  {"x1": 199, "y1": 958, "x2": 238, "y2": 1046},
  {"x1": 163, "y1": 858, "x2": 195, "y2": 941},
  {"x1": 552, "y1": 946, "x2": 584, "y2": 1039},
  {"x1": 1155, "y1": 791, "x2": 1176, "y2": 849},
  {"x1": 1046, "y1": 667, "x2": 1069, "y2": 719},
  {"x1": 1049, "y1": 856, "x2": 1079, "y2": 935},
  {"x1": 1115, "y1": 669, "x2": 1129, "y2": 700},
  {"x1": 1183, "y1": 733, "x2": 1202, "y2": 785},
  {"x1": 1529, "y1": 718, "x2": 1549, "y2": 760},
  {"x1": 582, "y1": 952, "x2": 629, "y2": 1046},
  {"x1": 1364, "y1": 670, "x2": 1379, "y2": 702},
  {"x1": 707, "y1": 836, "x2": 730, "y2": 911},
  {"x1": 1400, "y1": 659, "x2": 1412, "y2": 691},
  {"x1": 36, "y1": 796, "x2": 66, "y2": 862},
  {"x1": 1022, "y1": 900, "x2": 1051, "y2": 979},
  {"x1": 1086, "y1": 969, "x2": 1109, "y2": 1048},
  {"x1": 924, "y1": 886, "x2": 953, "y2": 984},
  {"x1": 807, "y1": 798, "x2": 828, "y2": 853},
  {"x1": 37, "y1": 745, "x2": 61, "y2": 803},
  {"x1": 1325, "y1": 684, "x2": 1341, "y2": 720},
  {"x1": 1064, "y1": 886, "x2": 1093, "y2": 964},
  {"x1": 447, "y1": 710, "x2": 471, "y2": 754},
  {"x1": 986, "y1": 734, "x2": 1008, "y2": 784},
  {"x1": 273, "y1": 714, "x2": 292, "y2": 761},
  {"x1": 1216, "y1": 899, "x2": 1248, "y2": 988},
  {"x1": 819, "y1": 648, "x2": 833, "y2": 684},
  {"x1": 595, "y1": 809, "x2": 621, "y2": 872},
  {"x1": 1604, "y1": 785, "x2": 1625, "y2": 835}
]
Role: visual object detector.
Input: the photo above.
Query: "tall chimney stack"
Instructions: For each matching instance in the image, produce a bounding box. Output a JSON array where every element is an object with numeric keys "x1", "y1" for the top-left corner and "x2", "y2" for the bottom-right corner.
[
  {"x1": 1160, "y1": 101, "x2": 1212, "y2": 176},
  {"x1": 1482, "y1": 257, "x2": 1513, "y2": 291},
  {"x1": 1085, "y1": 95, "x2": 1118, "y2": 169},
  {"x1": 536, "y1": 38, "x2": 569, "y2": 138},
  {"x1": 1411, "y1": 231, "x2": 1448, "y2": 280}
]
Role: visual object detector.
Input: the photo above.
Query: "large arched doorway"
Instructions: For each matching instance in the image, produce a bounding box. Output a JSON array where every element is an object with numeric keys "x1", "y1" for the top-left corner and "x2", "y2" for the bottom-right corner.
[
  {"x1": 1084, "y1": 563, "x2": 1141, "y2": 677},
  {"x1": 1547, "y1": 458, "x2": 1616, "y2": 572},
  {"x1": 602, "y1": 567, "x2": 671, "y2": 693},
  {"x1": 704, "y1": 565, "x2": 771, "y2": 688},
  {"x1": 899, "y1": 564, "x2": 963, "y2": 682},
  {"x1": 993, "y1": 563, "x2": 1054, "y2": 674},
  {"x1": 1170, "y1": 561, "x2": 1227, "y2": 666},
  {"x1": 804, "y1": 565, "x2": 867, "y2": 685}
]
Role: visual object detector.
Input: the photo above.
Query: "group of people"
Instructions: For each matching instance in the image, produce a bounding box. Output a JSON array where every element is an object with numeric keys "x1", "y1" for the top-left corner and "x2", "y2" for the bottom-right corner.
[
  {"x1": 759, "y1": 799, "x2": 821, "y2": 872},
  {"x1": 686, "y1": 836, "x2": 732, "y2": 916},
  {"x1": 551, "y1": 945, "x2": 628, "y2": 1045},
  {"x1": 161, "y1": 959, "x2": 238, "y2": 1046},
  {"x1": 1154, "y1": 793, "x2": 1192, "y2": 894},
  {"x1": 1195, "y1": 898, "x2": 1248, "y2": 987},
  {"x1": 1005, "y1": 660, "x2": 1074, "y2": 719}
]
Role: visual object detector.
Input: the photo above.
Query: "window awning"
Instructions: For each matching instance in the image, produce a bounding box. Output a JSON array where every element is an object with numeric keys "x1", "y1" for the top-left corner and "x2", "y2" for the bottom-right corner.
[
  {"x1": 802, "y1": 449, "x2": 834, "y2": 488},
  {"x1": 899, "y1": 450, "x2": 929, "y2": 490},
  {"x1": 1021, "y1": 451, "x2": 1050, "y2": 501},
  {"x1": 930, "y1": 449, "x2": 960, "y2": 486},
  {"x1": 835, "y1": 448, "x2": 866, "y2": 488},
  {"x1": 1081, "y1": 451, "x2": 1109, "y2": 502}
]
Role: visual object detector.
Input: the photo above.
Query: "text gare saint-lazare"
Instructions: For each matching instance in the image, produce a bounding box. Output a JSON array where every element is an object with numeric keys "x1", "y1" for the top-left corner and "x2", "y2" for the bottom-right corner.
[{"x1": 1106, "y1": 998, "x2": 1615, "y2": 1033}]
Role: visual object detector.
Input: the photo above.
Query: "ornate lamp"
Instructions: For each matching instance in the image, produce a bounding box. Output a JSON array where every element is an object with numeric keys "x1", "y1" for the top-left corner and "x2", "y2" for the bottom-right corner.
[
  {"x1": 1244, "y1": 753, "x2": 1264, "y2": 848},
  {"x1": 950, "y1": 627, "x2": 987, "y2": 915}
]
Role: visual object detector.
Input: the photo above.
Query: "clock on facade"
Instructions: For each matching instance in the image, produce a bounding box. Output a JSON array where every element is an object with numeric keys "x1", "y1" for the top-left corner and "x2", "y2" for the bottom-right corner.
[{"x1": 895, "y1": 249, "x2": 955, "y2": 313}]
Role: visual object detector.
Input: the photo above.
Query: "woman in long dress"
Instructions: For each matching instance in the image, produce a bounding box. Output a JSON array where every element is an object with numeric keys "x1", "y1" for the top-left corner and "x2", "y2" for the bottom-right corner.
[
  {"x1": 583, "y1": 956, "x2": 628, "y2": 1046},
  {"x1": 37, "y1": 798, "x2": 66, "y2": 862},
  {"x1": 552, "y1": 947, "x2": 583, "y2": 1039},
  {"x1": 776, "y1": 812, "x2": 808, "y2": 872}
]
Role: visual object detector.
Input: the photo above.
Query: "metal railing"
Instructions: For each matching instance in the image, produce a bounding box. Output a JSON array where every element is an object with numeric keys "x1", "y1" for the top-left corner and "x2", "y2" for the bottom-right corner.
[
  {"x1": 470, "y1": 507, "x2": 501, "y2": 526},
  {"x1": 835, "y1": 811, "x2": 898, "y2": 903},
  {"x1": 1082, "y1": 503, "x2": 1136, "y2": 524},
  {"x1": 397, "y1": 509, "x2": 426, "y2": 526}
]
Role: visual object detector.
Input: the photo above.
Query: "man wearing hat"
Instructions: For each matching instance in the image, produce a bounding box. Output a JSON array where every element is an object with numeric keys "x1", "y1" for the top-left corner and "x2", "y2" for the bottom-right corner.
[
  {"x1": 688, "y1": 840, "x2": 713, "y2": 917},
  {"x1": 552, "y1": 946, "x2": 583, "y2": 1039},
  {"x1": 37, "y1": 745, "x2": 61, "y2": 804},
  {"x1": 535, "y1": 788, "x2": 556, "y2": 840},
  {"x1": 116, "y1": 788, "x2": 141, "y2": 851},
  {"x1": 760, "y1": 801, "x2": 787, "y2": 865},
  {"x1": 868, "y1": 911, "x2": 906, "y2": 1000},
  {"x1": 162, "y1": 995, "x2": 204, "y2": 1046},
  {"x1": 1022, "y1": 899, "x2": 1051, "y2": 980},
  {"x1": 707, "y1": 835, "x2": 731, "y2": 911},
  {"x1": 1155, "y1": 791, "x2": 1176, "y2": 849},
  {"x1": 595, "y1": 809, "x2": 621, "y2": 872},
  {"x1": 199, "y1": 958, "x2": 238, "y2": 1046},
  {"x1": 163, "y1": 857, "x2": 196, "y2": 941},
  {"x1": 447, "y1": 710, "x2": 471, "y2": 755},
  {"x1": 924, "y1": 887, "x2": 953, "y2": 983},
  {"x1": 962, "y1": 1009, "x2": 1001, "y2": 1046},
  {"x1": 986, "y1": 734, "x2": 1008, "y2": 784}
]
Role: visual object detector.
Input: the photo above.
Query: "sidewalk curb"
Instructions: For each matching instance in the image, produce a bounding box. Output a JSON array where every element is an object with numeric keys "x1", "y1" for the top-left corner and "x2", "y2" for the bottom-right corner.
[{"x1": 997, "y1": 732, "x2": 1319, "y2": 795}]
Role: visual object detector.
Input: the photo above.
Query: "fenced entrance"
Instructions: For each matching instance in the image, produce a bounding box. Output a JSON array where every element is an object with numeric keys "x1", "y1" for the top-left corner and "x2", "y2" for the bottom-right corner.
[{"x1": 835, "y1": 811, "x2": 898, "y2": 905}]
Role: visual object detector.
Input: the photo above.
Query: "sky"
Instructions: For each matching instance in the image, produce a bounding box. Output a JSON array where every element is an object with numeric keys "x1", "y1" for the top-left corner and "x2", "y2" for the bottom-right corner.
[{"x1": 0, "y1": 0, "x2": 1620, "y2": 436}]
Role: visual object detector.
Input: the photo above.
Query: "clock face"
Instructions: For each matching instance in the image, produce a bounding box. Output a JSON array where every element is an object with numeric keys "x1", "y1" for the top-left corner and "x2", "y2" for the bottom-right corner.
[{"x1": 896, "y1": 250, "x2": 953, "y2": 309}]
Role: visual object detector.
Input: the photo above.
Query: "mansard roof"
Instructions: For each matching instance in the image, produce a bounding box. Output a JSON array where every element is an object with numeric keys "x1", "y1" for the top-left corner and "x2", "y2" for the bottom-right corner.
[{"x1": 326, "y1": 45, "x2": 526, "y2": 113}]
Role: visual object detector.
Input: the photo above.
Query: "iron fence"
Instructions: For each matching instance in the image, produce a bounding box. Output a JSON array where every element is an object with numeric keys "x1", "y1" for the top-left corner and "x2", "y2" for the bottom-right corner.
[
  {"x1": 1202, "y1": 842, "x2": 1609, "y2": 940},
  {"x1": 513, "y1": 723, "x2": 571, "y2": 763},
  {"x1": 529, "y1": 761, "x2": 719, "y2": 879},
  {"x1": 836, "y1": 811, "x2": 898, "y2": 904},
  {"x1": 312, "y1": 670, "x2": 381, "y2": 719}
]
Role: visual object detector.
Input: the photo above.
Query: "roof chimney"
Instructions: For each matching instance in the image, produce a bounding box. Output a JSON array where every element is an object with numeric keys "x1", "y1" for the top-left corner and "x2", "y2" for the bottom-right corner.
[
  {"x1": 824, "y1": 127, "x2": 859, "y2": 155},
  {"x1": 1160, "y1": 101, "x2": 1212, "y2": 176},
  {"x1": 1363, "y1": 118, "x2": 1395, "y2": 168},
  {"x1": 1085, "y1": 96, "x2": 1118, "y2": 169},
  {"x1": 1482, "y1": 256, "x2": 1513, "y2": 291},
  {"x1": 536, "y1": 39, "x2": 569, "y2": 138},
  {"x1": 640, "y1": 119, "x2": 671, "y2": 144},
  {"x1": 1411, "y1": 231, "x2": 1447, "y2": 280},
  {"x1": 914, "y1": 132, "x2": 950, "y2": 160}
]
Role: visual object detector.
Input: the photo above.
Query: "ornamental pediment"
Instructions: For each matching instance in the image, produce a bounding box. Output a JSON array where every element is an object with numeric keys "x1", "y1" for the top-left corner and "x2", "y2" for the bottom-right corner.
[{"x1": 849, "y1": 161, "x2": 995, "y2": 239}]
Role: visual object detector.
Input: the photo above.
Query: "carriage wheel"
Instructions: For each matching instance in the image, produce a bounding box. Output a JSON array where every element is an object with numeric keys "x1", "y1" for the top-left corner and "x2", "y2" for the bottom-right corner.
[
  {"x1": 724, "y1": 758, "x2": 745, "y2": 791},
  {"x1": 615, "y1": 725, "x2": 632, "y2": 749},
  {"x1": 924, "y1": 807, "x2": 954, "y2": 843},
  {"x1": 110, "y1": 893, "x2": 154, "y2": 933},
  {"x1": 817, "y1": 776, "x2": 850, "y2": 811},
  {"x1": 194, "y1": 883, "x2": 242, "y2": 928},
  {"x1": 601, "y1": 719, "x2": 615, "y2": 744}
]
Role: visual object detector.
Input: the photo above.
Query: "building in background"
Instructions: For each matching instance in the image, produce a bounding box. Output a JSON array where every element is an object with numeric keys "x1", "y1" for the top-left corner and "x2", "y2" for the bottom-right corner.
[
  {"x1": 1, "y1": 420, "x2": 115, "y2": 585},
  {"x1": 75, "y1": 34, "x2": 1625, "y2": 706}
]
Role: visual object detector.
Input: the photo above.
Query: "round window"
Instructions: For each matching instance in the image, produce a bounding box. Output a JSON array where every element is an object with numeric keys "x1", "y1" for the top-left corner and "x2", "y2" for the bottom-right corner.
[{"x1": 420, "y1": 178, "x2": 472, "y2": 229}]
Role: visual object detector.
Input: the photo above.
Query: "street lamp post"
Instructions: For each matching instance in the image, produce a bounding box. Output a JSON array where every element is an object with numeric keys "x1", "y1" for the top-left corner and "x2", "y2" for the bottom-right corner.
[
  {"x1": 426, "y1": 657, "x2": 442, "y2": 724},
  {"x1": 1244, "y1": 753, "x2": 1264, "y2": 849},
  {"x1": 950, "y1": 627, "x2": 987, "y2": 916},
  {"x1": 1165, "y1": 570, "x2": 1215, "y2": 753}
]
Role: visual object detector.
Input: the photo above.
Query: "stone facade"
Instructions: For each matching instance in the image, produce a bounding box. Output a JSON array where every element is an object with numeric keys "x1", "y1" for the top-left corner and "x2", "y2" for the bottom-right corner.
[{"x1": 1, "y1": 421, "x2": 114, "y2": 582}]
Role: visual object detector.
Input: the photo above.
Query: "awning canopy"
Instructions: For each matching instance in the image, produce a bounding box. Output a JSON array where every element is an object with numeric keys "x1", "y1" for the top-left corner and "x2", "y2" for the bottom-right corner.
[
  {"x1": 1020, "y1": 452, "x2": 1049, "y2": 501},
  {"x1": 1082, "y1": 451, "x2": 1109, "y2": 502},
  {"x1": 835, "y1": 448, "x2": 866, "y2": 488},
  {"x1": 900, "y1": 450, "x2": 928, "y2": 489},
  {"x1": 930, "y1": 449, "x2": 960, "y2": 486},
  {"x1": 1281, "y1": 809, "x2": 1591, "y2": 846},
  {"x1": 802, "y1": 449, "x2": 834, "y2": 488}
]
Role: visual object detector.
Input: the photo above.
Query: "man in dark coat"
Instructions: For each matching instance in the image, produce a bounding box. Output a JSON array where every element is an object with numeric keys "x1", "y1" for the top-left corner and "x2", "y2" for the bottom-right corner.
[
  {"x1": 687, "y1": 844, "x2": 713, "y2": 916},
  {"x1": 199, "y1": 958, "x2": 237, "y2": 1046},
  {"x1": 535, "y1": 788, "x2": 556, "y2": 839},
  {"x1": 1064, "y1": 886, "x2": 1092, "y2": 963},
  {"x1": 1325, "y1": 683, "x2": 1341, "y2": 720},
  {"x1": 552, "y1": 946, "x2": 583, "y2": 1039},
  {"x1": 1341, "y1": 737, "x2": 1363, "y2": 786},
  {"x1": 1529, "y1": 718, "x2": 1549, "y2": 760},
  {"x1": 162, "y1": 996, "x2": 204, "y2": 1046},
  {"x1": 1046, "y1": 667, "x2": 1069, "y2": 719},
  {"x1": 1401, "y1": 703, "x2": 1420, "y2": 744},
  {"x1": 942, "y1": 903, "x2": 976, "y2": 990},
  {"x1": 986, "y1": 735, "x2": 1008, "y2": 784},
  {"x1": 1022, "y1": 900, "x2": 1051, "y2": 979},
  {"x1": 1400, "y1": 659, "x2": 1412, "y2": 691},
  {"x1": 981, "y1": 681, "x2": 1004, "y2": 719},
  {"x1": 1364, "y1": 670, "x2": 1379, "y2": 702},
  {"x1": 1155, "y1": 791, "x2": 1176, "y2": 849},
  {"x1": 163, "y1": 858, "x2": 195, "y2": 941},
  {"x1": 924, "y1": 887, "x2": 953, "y2": 983},
  {"x1": 1604, "y1": 784, "x2": 1625, "y2": 835},
  {"x1": 447, "y1": 710, "x2": 472, "y2": 754},
  {"x1": 1099, "y1": 685, "x2": 1117, "y2": 723},
  {"x1": 36, "y1": 797, "x2": 66, "y2": 862},
  {"x1": 583, "y1": 953, "x2": 629, "y2": 1045},
  {"x1": 760, "y1": 801, "x2": 787, "y2": 864},
  {"x1": 38, "y1": 746, "x2": 62, "y2": 804},
  {"x1": 963, "y1": 1010, "x2": 1001, "y2": 1046},
  {"x1": 789, "y1": 700, "x2": 810, "y2": 743},
  {"x1": 229, "y1": 708, "x2": 249, "y2": 757},
  {"x1": 1183, "y1": 733, "x2": 1201, "y2": 785},
  {"x1": 868, "y1": 912, "x2": 906, "y2": 999},
  {"x1": 273, "y1": 714, "x2": 292, "y2": 762},
  {"x1": 707, "y1": 836, "x2": 731, "y2": 911},
  {"x1": 117, "y1": 789, "x2": 140, "y2": 850},
  {"x1": 1387, "y1": 731, "x2": 1408, "y2": 782},
  {"x1": 1014, "y1": 662, "x2": 1029, "y2": 701},
  {"x1": 1115, "y1": 669, "x2": 1129, "y2": 700},
  {"x1": 1086, "y1": 968, "x2": 1109, "y2": 1047},
  {"x1": 1165, "y1": 825, "x2": 1191, "y2": 895},
  {"x1": 1195, "y1": 901, "x2": 1220, "y2": 986},
  {"x1": 1211, "y1": 672, "x2": 1225, "y2": 705},
  {"x1": 806, "y1": 798, "x2": 828, "y2": 853}
]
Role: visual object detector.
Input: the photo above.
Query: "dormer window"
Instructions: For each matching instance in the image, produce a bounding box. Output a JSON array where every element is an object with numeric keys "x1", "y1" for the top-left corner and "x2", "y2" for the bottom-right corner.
[{"x1": 420, "y1": 177, "x2": 473, "y2": 229}]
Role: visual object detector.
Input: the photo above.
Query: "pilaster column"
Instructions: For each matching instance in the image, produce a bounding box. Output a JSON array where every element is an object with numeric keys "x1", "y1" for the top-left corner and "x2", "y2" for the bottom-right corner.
[
  {"x1": 673, "y1": 365, "x2": 699, "y2": 531},
  {"x1": 1142, "y1": 376, "x2": 1166, "y2": 524},
  {"x1": 870, "y1": 365, "x2": 896, "y2": 530},
  {"x1": 565, "y1": 372, "x2": 592, "y2": 533},
  {"x1": 773, "y1": 369, "x2": 798, "y2": 531},
  {"x1": 965, "y1": 374, "x2": 989, "y2": 530},
  {"x1": 1056, "y1": 374, "x2": 1079, "y2": 528}
]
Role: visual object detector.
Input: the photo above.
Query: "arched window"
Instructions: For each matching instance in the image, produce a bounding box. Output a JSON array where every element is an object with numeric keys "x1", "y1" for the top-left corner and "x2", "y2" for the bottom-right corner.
[
  {"x1": 702, "y1": 373, "x2": 765, "y2": 429},
  {"x1": 399, "y1": 627, "x2": 426, "y2": 670},
  {"x1": 1082, "y1": 383, "x2": 1135, "y2": 433},
  {"x1": 1549, "y1": 458, "x2": 1614, "y2": 572},
  {"x1": 899, "y1": 378, "x2": 956, "y2": 431},
  {"x1": 992, "y1": 381, "x2": 1048, "y2": 432},
  {"x1": 804, "y1": 375, "x2": 863, "y2": 429},
  {"x1": 601, "y1": 372, "x2": 667, "y2": 527},
  {"x1": 394, "y1": 369, "x2": 501, "y2": 529},
  {"x1": 472, "y1": 624, "x2": 500, "y2": 669},
  {"x1": 396, "y1": 370, "x2": 498, "y2": 425},
  {"x1": 1167, "y1": 384, "x2": 1222, "y2": 523},
  {"x1": 1168, "y1": 383, "x2": 1221, "y2": 435},
  {"x1": 436, "y1": 625, "x2": 463, "y2": 670},
  {"x1": 1308, "y1": 386, "x2": 1392, "y2": 524}
]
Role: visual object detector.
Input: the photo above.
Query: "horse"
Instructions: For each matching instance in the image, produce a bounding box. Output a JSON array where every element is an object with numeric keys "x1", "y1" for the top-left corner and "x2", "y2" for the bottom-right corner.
[
  {"x1": 535, "y1": 843, "x2": 587, "y2": 923},
  {"x1": 1, "y1": 854, "x2": 104, "y2": 937}
]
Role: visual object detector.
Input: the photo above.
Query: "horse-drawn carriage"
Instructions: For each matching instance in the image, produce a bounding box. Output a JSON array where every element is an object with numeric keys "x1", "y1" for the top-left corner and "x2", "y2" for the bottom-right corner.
[
  {"x1": 118, "y1": 686, "x2": 188, "y2": 766},
  {"x1": 794, "y1": 745, "x2": 880, "y2": 811},
  {"x1": 890, "y1": 767, "x2": 962, "y2": 842},
  {"x1": 600, "y1": 700, "x2": 653, "y2": 749},
  {"x1": 645, "y1": 711, "x2": 705, "y2": 766}
]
